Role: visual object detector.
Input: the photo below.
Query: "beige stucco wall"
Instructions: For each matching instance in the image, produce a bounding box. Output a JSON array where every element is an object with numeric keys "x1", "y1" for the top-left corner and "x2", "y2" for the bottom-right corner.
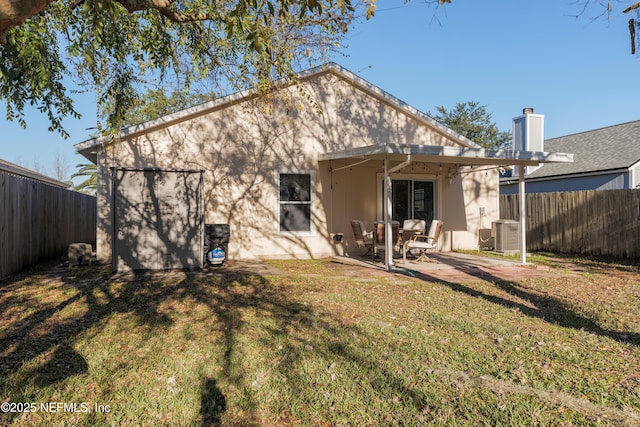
[
  {"x1": 325, "y1": 162, "x2": 499, "y2": 256},
  {"x1": 95, "y1": 69, "x2": 499, "y2": 263},
  {"x1": 440, "y1": 167, "x2": 500, "y2": 251}
]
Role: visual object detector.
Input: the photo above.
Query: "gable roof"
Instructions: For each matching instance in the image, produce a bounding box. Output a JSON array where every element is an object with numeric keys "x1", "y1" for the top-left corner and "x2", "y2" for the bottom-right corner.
[
  {"x1": 526, "y1": 120, "x2": 640, "y2": 179},
  {"x1": 75, "y1": 63, "x2": 481, "y2": 163}
]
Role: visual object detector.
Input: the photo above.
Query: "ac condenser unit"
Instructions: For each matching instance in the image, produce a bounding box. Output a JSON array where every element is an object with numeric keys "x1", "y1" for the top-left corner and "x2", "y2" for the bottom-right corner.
[{"x1": 492, "y1": 220, "x2": 520, "y2": 253}]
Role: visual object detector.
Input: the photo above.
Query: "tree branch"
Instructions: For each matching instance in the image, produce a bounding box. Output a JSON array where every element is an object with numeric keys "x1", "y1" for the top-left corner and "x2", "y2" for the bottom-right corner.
[
  {"x1": 623, "y1": 1, "x2": 640, "y2": 13},
  {"x1": 0, "y1": 0, "x2": 56, "y2": 44},
  {"x1": 113, "y1": 0, "x2": 220, "y2": 23},
  {"x1": 629, "y1": 19, "x2": 636, "y2": 54}
]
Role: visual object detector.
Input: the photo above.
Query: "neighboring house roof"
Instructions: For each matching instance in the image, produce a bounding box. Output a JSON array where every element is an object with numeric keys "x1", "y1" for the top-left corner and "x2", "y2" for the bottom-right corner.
[
  {"x1": 0, "y1": 158, "x2": 69, "y2": 188},
  {"x1": 525, "y1": 120, "x2": 640, "y2": 179},
  {"x1": 75, "y1": 62, "x2": 482, "y2": 163}
]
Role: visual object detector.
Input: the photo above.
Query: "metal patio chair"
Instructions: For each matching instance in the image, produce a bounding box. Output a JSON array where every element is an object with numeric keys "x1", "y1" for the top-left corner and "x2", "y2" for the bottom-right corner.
[
  {"x1": 350, "y1": 220, "x2": 373, "y2": 256},
  {"x1": 402, "y1": 219, "x2": 443, "y2": 263}
]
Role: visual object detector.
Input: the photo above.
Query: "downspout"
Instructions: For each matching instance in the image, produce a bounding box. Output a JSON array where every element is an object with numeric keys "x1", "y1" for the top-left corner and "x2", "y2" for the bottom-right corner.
[{"x1": 384, "y1": 154, "x2": 412, "y2": 270}]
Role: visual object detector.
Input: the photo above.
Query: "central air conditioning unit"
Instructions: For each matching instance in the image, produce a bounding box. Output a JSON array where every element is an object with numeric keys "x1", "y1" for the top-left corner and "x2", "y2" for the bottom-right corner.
[{"x1": 492, "y1": 220, "x2": 520, "y2": 253}]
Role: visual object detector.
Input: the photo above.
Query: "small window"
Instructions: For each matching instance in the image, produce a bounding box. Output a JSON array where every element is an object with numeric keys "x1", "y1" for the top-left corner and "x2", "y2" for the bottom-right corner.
[{"x1": 279, "y1": 173, "x2": 311, "y2": 232}]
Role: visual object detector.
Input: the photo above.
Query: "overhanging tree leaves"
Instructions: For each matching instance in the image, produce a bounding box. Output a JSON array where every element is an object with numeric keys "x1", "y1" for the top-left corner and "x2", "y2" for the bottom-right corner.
[
  {"x1": 70, "y1": 87, "x2": 198, "y2": 194},
  {"x1": 4, "y1": 0, "x2": 637, "y2": 140},
  {"x1": 431, "y1": 101, "x2": 511, "y2": 150},
  {"x1": 0, "y1": 0, "x2": 375, "y2": 137},
  {"x1": 111, "y1": 87, "x2": 214, "y2": 126}
]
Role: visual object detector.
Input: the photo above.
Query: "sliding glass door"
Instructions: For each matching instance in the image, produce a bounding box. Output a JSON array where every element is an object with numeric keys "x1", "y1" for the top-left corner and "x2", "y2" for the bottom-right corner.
[
  {"x1": 391, "y1": 180, "x2": 411, "y2": 223},
  {"x1": 412, "y1": 181, "x2": 434, "y2": 223},
  {"x1": 384, "y1": 179, "x2": 435, "y2": 225}
]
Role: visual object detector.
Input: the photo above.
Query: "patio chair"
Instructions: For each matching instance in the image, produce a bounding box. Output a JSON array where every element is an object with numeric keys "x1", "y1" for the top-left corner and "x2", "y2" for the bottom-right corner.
[
  {"x1": 373, "y1": 220, "x2": 400, "y2": 261},
  {"x1": 401, "y1": 219, "x2": 426, "y2": 244},
  {"x1": 350, "y1": 220, "x2": 373, "y2": 256},
  {"x1": 402, "y1": 219, "x2": 443, "y2": 263}
]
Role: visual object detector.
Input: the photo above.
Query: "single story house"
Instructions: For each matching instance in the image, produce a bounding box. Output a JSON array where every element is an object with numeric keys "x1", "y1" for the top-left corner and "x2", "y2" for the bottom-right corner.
[
  {"x1": 501, "y1": 120, "x2": 640, "y2": 194},
  {"x1": 75, "y1": 63, "x2": 572, "y2": 272}
]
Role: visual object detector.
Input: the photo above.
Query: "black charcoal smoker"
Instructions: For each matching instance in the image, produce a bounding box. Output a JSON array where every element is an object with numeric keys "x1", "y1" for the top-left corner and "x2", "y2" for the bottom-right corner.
[{"x1": 204, "y1": 224, "x2": 230, "y2": 266}]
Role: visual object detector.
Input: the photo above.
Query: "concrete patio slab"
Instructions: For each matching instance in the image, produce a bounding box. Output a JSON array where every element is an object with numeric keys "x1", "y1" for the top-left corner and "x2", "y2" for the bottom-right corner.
[{"x1": 334, "y1": 252, "x2": 566, "y2": 283}]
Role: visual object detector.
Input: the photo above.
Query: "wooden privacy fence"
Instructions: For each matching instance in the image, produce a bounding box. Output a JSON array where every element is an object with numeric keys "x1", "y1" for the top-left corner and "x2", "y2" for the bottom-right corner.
[
  {"x1": 500, "y1": 190, "x2": 640, "y2": 259},
  {"x1": 1, "y1": 172, "x2": 96, "y2": 278}
]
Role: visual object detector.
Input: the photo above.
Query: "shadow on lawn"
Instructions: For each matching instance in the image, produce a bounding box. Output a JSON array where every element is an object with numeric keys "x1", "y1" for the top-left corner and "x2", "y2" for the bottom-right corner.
[
  {"x1": 0, "y1": 265, "x2": 426, "y2": 426},
  {"x1": 405, "y1": 268, "x2": 640, "y2": 347},
  {"x1": 4, "y1": 259, "x2": 637, "y2": 424},
  {"x1": 0, "y1": 261, "x2": 442, "y2": 425},
  {"x1": 538, "y1": 253, "x2": 640, "y2": 275},
  {"x1": 201, "y1": 378, "x2": 226, "y2": 427},
  {"x1": 0, "y1": 263, "x2": 278, "y2": 424}
]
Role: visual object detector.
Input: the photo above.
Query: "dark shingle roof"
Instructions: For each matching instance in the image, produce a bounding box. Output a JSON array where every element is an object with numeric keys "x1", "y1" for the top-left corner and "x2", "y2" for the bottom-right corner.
[{"x1": 528, "y1": 120, "x2": 640, "y2": 179}]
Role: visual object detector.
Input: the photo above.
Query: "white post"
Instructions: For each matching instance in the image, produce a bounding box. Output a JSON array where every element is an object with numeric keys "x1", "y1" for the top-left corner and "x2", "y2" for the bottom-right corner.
[
  {"x1": 384, "y1": 156, "x2": 393, "y2": 270},
  {"x1": 383, "y1": 153, "x2": 412, "y2": 270},
  {"x1": 519, "y1": 164, "x2": 527, "y2": 264}
]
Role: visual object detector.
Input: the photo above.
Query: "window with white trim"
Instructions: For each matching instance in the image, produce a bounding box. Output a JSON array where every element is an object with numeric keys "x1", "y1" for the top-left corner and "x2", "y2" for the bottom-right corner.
[{"x1": 278, "y1": 173, "x2": 311, "y2": 232}]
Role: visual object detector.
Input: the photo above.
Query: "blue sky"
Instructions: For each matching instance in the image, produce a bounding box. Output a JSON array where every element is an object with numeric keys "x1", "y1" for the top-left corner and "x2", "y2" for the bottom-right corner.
[{"x1": 1, "y1": 0, "x2": 638, "y2": 180}]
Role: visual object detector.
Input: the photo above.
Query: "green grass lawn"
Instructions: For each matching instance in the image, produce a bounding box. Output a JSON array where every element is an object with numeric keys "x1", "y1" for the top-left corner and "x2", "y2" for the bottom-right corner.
[{"x1": 1, "y1": 255, "x2": 639, "y2": 426}]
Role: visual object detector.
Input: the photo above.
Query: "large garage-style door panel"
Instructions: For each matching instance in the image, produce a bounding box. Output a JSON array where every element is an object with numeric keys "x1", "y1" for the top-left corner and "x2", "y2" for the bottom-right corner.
[{"x1": 114, "y1": 169, "x2": 203, "y2": 272}]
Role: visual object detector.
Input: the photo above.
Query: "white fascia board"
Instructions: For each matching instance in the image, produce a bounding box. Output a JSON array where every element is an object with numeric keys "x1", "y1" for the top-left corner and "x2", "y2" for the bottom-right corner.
[
  {"x1": 319, "y1": 144, "x2": 573, "y2": 166},
  {"x1": 74, "y1": 139, "x2": 99, "y2": 164}
]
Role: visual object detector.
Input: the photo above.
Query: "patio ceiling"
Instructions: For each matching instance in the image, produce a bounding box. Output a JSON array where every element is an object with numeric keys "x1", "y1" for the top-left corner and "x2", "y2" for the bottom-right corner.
[{"x1": 319, "y1": 143, "x2": 573, "y2": 167}]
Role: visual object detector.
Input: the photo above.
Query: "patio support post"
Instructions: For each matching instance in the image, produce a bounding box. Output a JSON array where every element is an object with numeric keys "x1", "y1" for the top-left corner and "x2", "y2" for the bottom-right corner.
[
  {"x1": 518, "y1": 164, "x2": 527, "y2": 264},
  {"x1": 384, "y1": 153, "x2": 412, "y2": 270},
  {"x1": 384, "y1": 156, "x2": 392, "y2": 269}
]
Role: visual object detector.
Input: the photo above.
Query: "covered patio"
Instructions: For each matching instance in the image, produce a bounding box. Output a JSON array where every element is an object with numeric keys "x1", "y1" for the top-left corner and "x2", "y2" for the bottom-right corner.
[{"x1": 320, "y1": 143, "x2": 573, "y2": 270}]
